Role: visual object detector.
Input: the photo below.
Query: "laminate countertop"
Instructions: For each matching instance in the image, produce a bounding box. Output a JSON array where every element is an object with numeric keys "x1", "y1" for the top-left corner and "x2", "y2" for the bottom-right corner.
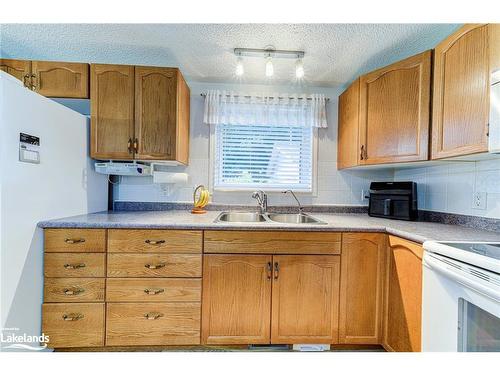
[{"x1": 38, "y1": 210, "x2": 500, "y2": 244}]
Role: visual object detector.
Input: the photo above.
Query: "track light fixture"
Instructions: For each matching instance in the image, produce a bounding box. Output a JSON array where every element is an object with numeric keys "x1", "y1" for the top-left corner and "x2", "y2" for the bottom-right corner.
[{"x1": 233, "y1": 47, "x2": 305, "y2": 80}]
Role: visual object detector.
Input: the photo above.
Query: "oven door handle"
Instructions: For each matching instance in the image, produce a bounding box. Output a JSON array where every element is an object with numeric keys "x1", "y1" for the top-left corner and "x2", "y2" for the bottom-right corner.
[{"x1": 424, "y1": 254, "x2": 500, "y2": 302}]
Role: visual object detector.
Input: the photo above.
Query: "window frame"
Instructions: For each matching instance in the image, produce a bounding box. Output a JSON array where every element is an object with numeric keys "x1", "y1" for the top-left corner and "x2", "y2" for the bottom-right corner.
[{"x1": 208, "y1": 124, "x2": 318, "y2": 194}]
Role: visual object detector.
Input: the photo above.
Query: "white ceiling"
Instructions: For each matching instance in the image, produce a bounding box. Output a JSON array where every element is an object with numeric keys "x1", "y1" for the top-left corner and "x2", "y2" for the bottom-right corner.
[{"x1": 0, "y1": 23, "x2": 459, "y2": 88}]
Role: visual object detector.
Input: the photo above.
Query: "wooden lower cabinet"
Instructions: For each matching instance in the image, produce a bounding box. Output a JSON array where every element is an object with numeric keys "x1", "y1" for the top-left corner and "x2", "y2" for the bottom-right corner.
[
  {"x1": 202, "y1": 254, "x2": 340, "y2": 345},
  {"x1": 339, "y1": 233, "x2": 386, "y2": 344},
  {"x1": 106, "y1": 302, "x2": 201, "y2": 346},
  {"x1": 271, "y1": 255, "x2": 340, "y2": 344},
  {"x1": 383, "y1": 236, "x2": 423, "y2": 352},
  {"x1": 42, "y1": 303, "x2": 105, "y2": 348},
  {"x1": 202, "y1": 255, "x2": 272, "y2": 344}
]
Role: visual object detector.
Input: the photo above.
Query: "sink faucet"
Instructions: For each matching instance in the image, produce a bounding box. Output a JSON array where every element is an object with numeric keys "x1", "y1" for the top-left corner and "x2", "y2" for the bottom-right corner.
[
  {"x1": 252, "y1": 190, "x2": 268, "y2": 214},
  {"x1": 283, "y1": 190, "x2": 303, "y2": 214}
]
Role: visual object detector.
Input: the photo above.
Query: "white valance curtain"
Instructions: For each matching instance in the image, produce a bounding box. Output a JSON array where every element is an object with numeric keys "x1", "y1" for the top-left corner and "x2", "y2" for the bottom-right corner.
[{"x1": 203, "y1": 90, "x2": 328, "y2": 128}]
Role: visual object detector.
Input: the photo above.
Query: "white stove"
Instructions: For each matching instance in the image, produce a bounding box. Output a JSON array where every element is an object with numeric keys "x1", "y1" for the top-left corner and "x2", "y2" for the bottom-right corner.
[{"x1": 422, "y1": 241, "x2": 500, "y2": 352}]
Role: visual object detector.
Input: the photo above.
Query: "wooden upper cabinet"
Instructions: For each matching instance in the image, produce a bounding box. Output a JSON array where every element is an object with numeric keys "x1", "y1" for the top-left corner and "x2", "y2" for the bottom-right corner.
[
  {"x1": 202, "y1": 254, "x2": 272, "y2": 344},
  {"x1": 134, "y1": 67, "x2": 178, "y2": 160},
  {"x1": 359, "y1": 51, "x2": 431, "y2": 164},
  {"x1": 271, "y1": 255, "x2": 340, "y2": 344},
  {"x1": 0, "y1": 58, "x2": 31, "y2": 84},
  {"x1": 31, "y1": 61, "x2": 89, "y2": 98},
  {"x1": 384, "y1": 236, "x2": 423, "y2": 352},
  {"x1": 90, "y1": 64, "x2": 135, "y2": 160},
  {"x1": 339, "y1": 233, "x2": 386, "y2": 344},
  {"x1": 90, "y1": 64, "x2": 190, "y2": 163},
  {"x1": 432, "y1": 24, "x2": 490, "y2": 159},
  {"x1": 337, "y1": 78, "x2": 360, "y2": 169}
]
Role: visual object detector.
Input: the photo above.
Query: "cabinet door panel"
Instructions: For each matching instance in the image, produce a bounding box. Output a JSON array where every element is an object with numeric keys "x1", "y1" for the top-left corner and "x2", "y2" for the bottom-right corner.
[
  {"x1": 384, "y1": 236, "x2": 423, "y2": 352},
  {"x1": 32, "y1": 61, "x2": 89, "y2": 98},
  {"x1": 202, "y1": 255, "x2": 272, "y2": 344},
  {"x1": 271, "y1": 255, "x2": 340, "y2": 344},
  {"x1": 432, "y1": 24, "x2": 490, "y2": 159},
  {"x1": 339, "y1": 233, "x2": 386, "y2": 344},
  {"x1": 359, "y1": 51, "x2": 431, "y2": 164},
  {"x1": 135, "y1": 66, "x2": 177, "y2": 160},
  {"x1": 337, "y1": 78, "x2": 360, "y2": 169},
  {"x1": 90, "y1": 64, "x2": 135, "y2": 160},
  {"x1": 0, "y1": 58, "x2": 31, "y2": 83}
]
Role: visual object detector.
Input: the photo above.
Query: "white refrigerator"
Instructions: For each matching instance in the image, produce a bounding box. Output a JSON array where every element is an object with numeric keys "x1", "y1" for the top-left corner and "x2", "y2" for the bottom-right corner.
[{"x1": 0, "y1": 71, "x2": 108, "y2": 350}]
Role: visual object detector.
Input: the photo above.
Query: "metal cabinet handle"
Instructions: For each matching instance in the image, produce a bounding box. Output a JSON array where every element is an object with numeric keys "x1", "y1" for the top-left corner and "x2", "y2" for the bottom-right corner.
[
  {"x1": 127, "y1": 138, "x2": 133, "y2": 154},
  {"x1": 145, "y1": 239, "x2": 166, "y2": 245},
  {"x1": 360, "y1": 145, "x2": 365, "y2": 160},
  {"x1": 266, "y1": 262, "x2": 272, "y2": 280},
  {"x1": 30, "y1": 74, "x2": 37, "y2": 91},
  {"x1": 145, "y1": 263, "x2": 166, "y2": 270},
  {"x1": 62, "y1": 313, "x2": 84, "y2": 321},
  {"x1": 144, "y1": 288, "x2": 165, "y2": 295},
  {"x1": 65, "y1": 238, "x2": 85, "y2": 244},
  {"x1": 144, "y1": 312, "x2": 163, "y2": 320},
  {"x1": 22, "y1": 74, "x2": 31, "y2": 88},
  {"x1": 133, "y1": 138, "x2": 138, "y2": 153},
  {"x1": 64, "y1": 263, "x2": 86, "y2": 269},
  {"x1": 63, "y1": 287, "x2": 85, "y2": 295},
  {"x1": 274, "y1": 262, "x2": 280, "y2": 280}
]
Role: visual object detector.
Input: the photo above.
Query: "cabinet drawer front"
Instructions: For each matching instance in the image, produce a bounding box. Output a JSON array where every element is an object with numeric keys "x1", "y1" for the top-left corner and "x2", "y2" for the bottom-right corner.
[
  {"x1": 107, "y1": 254, "x2": 201, "y2": 278},
  {"x1": 106, "y1": 302, "x2": 201, "y2": 346},
  {"x1": 204, "y1": 231, "x2": 341, "y2": 254},
  {"x1": 45, "y1": 229, "x2": 106, "y2": 253},
  {"x1": 108, "y1": 229, "x2": 202, "y2": 253},
  {"x1": 106, "y1": 278, "x2": 201, "y2": 302},
  {"x1": 44, "y1": 253, "x2": 105, "y2": 278},
  {"x1": 44, "y1": 278, "x2": 105, "y2": 302},
  {"x1": 42, "y1": 303, "x2": 105, "y2": 348}
]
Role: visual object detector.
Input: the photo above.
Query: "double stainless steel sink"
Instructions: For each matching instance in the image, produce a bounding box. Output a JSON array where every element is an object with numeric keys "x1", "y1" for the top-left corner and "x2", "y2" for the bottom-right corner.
[{"x1": 215, "y1": 211, "x2": 326, "y2": 224}]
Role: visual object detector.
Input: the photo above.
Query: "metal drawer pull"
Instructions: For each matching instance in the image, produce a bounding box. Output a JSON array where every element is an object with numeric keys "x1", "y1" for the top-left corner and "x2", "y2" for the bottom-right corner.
[
  {"x1": 145, "y1": 263, "x2": 166, "y2": 269},
  {"x1": 63, "y1": 287, "x2": 85, "y2": 295},
  {"x1": 144, "y1": 288, "x2": 165, "y2": 295},
  {"x1": 64, "y1": 238, "x2": 86, "y2": 244},
  {"x1": 64, "y1": 263, "x2": 86, "y2": 269},
  {"x1": 274, "y1": 262, "x2": 280, "y2": 280},
  {"x1": 62, "y1": 313, "x2": 84, "y2": 321},
  {"x1": 144, "y1": 312, "x2": 163, "y2": 320},
  {"x1": 145, "y1": 239, "x2": 166, "y2": 245},
  {"x1": 266, "y1": 262, "x2": 272, "y2": 280}
]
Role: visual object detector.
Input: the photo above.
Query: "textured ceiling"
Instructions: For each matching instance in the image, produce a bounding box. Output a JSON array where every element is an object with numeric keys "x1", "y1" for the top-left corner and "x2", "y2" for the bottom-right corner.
[{"x1": 0, "y1": 23, "x2": 460, "y2": 88}]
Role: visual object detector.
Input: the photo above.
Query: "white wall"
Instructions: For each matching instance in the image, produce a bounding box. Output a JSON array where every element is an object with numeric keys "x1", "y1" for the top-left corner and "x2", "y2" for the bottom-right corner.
[
  {"x1": 115, "y1": 82, "x2": 393, "y2": 207},
  {"x1": 394, "y1": 160, "x2": 500, "y2": 219}
]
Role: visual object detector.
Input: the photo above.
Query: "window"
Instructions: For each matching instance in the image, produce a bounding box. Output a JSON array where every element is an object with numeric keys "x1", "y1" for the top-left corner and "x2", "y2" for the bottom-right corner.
[{"x1": 212, "y1": 123, "x2": 315, "y2": 192}]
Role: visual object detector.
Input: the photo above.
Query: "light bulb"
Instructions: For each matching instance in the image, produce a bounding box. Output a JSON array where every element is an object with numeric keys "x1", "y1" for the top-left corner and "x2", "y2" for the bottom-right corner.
[
  {"x1": 295, "y1": 58, "x2": 304, "y2": 79},
  {"x1": 265, "y1": 56, "x2": 274, "y2": 77},
  {"x1": 235, "y1": 56, "x2": 244, "y2": 76}
]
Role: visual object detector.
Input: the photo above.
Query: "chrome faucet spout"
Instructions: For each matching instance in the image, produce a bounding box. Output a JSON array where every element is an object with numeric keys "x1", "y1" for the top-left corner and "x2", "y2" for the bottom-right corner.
[
  {"x1": 252, "y1": 190, "x2": 268, "y2": 214},
  {"x1": 283, "y1": 190, "x2": 303, "y2": 214}
]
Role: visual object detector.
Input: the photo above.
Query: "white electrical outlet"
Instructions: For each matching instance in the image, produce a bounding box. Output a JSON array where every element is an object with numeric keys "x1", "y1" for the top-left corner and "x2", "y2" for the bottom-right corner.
[{"x1": 472, "y1": 192, "x2": 487, "y2": 210}]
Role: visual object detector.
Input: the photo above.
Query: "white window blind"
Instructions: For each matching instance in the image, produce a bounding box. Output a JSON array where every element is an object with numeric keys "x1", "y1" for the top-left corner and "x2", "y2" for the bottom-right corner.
[{"x1": 214, "y1": 124, "x2": 313, "y2": 191}]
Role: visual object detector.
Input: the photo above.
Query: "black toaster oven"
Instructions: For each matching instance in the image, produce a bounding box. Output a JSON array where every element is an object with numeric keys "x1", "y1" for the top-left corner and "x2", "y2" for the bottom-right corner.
[{"x1": 368, "y1": 181, "x2": 417, "y2": 221}]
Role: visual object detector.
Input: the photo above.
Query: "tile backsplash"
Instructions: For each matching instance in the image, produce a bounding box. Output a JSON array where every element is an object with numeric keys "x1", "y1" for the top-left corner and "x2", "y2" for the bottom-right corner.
[{"x1": 394, "y1": 159, "x2": 500, "y2": 219}]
